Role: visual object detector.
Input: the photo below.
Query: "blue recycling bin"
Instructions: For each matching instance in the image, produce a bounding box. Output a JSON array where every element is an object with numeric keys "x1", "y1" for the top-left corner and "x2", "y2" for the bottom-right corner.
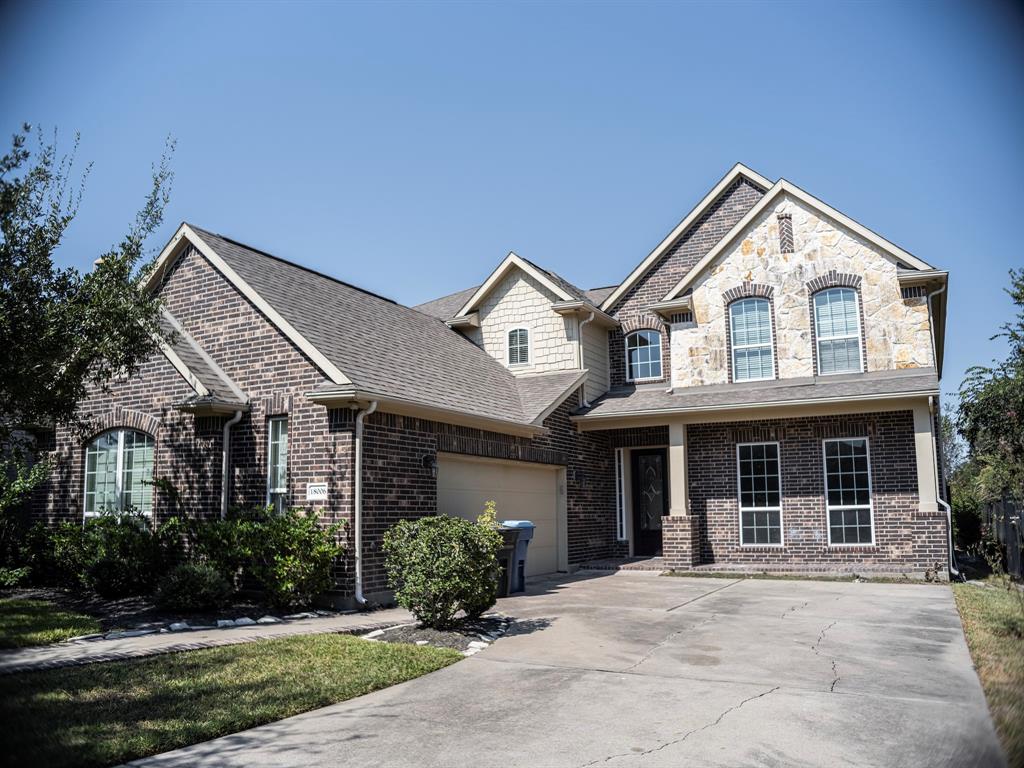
[{"x1": 501, "y1": 520, "x2": 535, "y2": 593}]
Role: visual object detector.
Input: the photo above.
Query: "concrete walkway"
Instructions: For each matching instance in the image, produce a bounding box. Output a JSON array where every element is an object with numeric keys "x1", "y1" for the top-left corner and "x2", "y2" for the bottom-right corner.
[
  {"x1": 129, "y1": 571, "x2": 1005, "y2": 768},
  {"x1": 0, "y1": 607, "x2": 412, "y2": 675}
]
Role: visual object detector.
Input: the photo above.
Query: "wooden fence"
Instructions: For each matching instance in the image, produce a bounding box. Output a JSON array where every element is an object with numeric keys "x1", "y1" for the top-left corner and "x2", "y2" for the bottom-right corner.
[{"x1": 984, "y1": 498, "x2": 1023, "y2": 579}]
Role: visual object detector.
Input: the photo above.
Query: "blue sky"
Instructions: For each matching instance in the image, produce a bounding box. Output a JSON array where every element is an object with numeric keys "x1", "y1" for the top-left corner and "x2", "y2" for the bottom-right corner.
[{"x1": 2, "y1": 0, "x2": 1022, "y2": 401}]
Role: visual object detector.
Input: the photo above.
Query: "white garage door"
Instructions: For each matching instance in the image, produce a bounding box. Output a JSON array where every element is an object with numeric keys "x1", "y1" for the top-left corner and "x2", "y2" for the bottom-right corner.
[{"x1": 437, "y1": 454, "x2": 562, "y2": 577}]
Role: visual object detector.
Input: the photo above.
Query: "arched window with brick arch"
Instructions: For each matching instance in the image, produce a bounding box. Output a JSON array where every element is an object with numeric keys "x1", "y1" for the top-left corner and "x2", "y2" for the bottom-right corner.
[
  {"x1": 812, "y1": 287, "x2": 863, "y2": 375},
  {"x1": 625, "y1": 329, "x2": 662, "y2": 382},
  {"x1": 83, "y1": 429, "x2": 155, "y2": 516},
  {"x1": 728, "y1": 298, "x2": 775, "y2": 382}
]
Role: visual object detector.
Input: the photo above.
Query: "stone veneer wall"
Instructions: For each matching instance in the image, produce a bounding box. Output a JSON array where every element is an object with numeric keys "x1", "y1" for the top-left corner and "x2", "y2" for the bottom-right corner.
[
  {"x1": 465, "y1": 269, "x2": 579, "y2": 375},
  {"x1": 608, "y1": 178, "x2": 767, "y2": 388},
  {"x1": 679, "y1": 410, "x2": 947, "y2": 574},
  {"x1": 671, "y1": 194, "x2": 933, "y2": 388}
]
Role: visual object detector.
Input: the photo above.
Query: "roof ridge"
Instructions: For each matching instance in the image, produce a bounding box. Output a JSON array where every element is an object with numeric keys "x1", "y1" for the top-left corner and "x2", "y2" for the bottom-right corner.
[{"x1": 186, "y1": 223, "x2": 399, "y2": 306}]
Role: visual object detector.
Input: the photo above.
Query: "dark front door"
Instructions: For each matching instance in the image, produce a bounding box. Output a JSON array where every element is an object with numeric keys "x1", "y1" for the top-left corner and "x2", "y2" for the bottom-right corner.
[{"x1": 631, "y1": 448, "x2": 668, "y2": 556}]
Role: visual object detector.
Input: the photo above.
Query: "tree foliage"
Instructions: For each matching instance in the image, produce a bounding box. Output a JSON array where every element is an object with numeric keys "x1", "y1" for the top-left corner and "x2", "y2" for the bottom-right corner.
[{"x1": 957, "y1": 269, "x2": 1024, "y2": 504}]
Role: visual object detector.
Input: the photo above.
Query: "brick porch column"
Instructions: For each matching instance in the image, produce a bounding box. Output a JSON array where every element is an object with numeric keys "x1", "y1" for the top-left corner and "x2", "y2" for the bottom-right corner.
[{"x1": 665, "y1": 421, "x2": 699, "y2": 569}]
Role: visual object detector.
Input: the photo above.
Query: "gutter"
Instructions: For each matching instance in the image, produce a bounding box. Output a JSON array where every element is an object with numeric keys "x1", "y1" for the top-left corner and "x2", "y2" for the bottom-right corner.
[
  {"x1": 220, "y1": 410, "x2": 243, "y2": 519},
  {"x1": 926, "y1": 279, "x2": 947, "y2": 379},
  {"x1": 353, "y1": 400, "x2": 378, "y2": 606}
]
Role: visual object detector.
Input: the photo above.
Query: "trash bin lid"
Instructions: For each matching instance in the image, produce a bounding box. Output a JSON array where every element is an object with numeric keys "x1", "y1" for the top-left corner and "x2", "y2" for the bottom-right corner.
[{"x1": 501, "y1": 520, "x2": 535, "y2": 528}]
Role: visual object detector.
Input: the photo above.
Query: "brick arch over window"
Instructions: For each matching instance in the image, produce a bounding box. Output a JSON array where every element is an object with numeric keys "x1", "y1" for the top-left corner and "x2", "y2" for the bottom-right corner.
[
  {"x1": 620, "y1": 316, "x2": 667, "y2": 336},
  {"x1": 83, "y1": 408, "x2": 162, "y2": 443},
  {"x1": 611, "y1": 316, "x2": 669, "y2": 387},
  {"x1": 722, "y1": 281, "x2": 774, "y2": 304},
  {"x1": 805, "y1": 270, "x2": 862, "y2": 293}
]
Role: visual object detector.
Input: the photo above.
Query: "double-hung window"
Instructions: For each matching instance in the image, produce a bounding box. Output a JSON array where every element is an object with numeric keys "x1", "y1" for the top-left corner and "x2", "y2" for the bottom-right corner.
[
  {"x1": 814, "y1": 288, "x2": 862, "y2": 374},
  {"x1": 730, "y1": 298, "x2": 774, "y2": 381},
  {"x1": 626, "y1": 330, "x2": 662, "y2": 381},
  {"x1": 84, "y1": 429, "x2": 155, "y2": 516},
  {"x1": 508, "y1": 328, "x2": 530, "y2": 366},
  {"x1": 823, "y1": 438, "x2": 873, "y2": 545},
  {"x1": 267, "y1": 417, "x2": 289, "y2": 512},
  {"x1": 737, "y1": 442, "x2": 782, "y2": 545}
]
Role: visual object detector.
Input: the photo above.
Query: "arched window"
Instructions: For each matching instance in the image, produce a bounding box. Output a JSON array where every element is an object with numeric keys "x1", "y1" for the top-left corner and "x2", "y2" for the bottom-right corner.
[
  {"x1": 814, "y1": 288, "x2": 862, "y2": 375},
  {"x1": 84, "y1": 429, "x2": 155, "y2": 516},
  {"x1": 626, "y1": 330, "x2": 662, "y2": 382},
  {"x1": 730, "y1": 298, "x2": 775, "y2": 382},
  {"x1": 508, "y1": 328, "x2": 530, "y2": 366}
]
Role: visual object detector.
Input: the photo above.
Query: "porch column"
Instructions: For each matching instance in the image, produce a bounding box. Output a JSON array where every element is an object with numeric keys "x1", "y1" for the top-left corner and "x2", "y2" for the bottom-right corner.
[
  {"x1": 664, "y1": 421, "x2": 699, "y2": 569},
  {"x1": 911, "y1": 400, "x2": 949, "y2": 574},
  {"x1": 912, "y1": 401, "x2": 939, "y2": 513}
]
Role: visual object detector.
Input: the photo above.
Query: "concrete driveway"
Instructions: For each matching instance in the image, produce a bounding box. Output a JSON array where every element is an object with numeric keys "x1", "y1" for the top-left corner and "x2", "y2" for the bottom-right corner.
[{"x1": 133, "y1": 572, "x2": 1004, "y2": 768}]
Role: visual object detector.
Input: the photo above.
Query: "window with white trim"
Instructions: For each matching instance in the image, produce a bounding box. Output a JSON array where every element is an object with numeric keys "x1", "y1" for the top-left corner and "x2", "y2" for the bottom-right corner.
[
  {"x1": 823, "y1": 438, "x2": 873, "y2": 545},
  {"x1": 267, "y1": 417, "x2": 289, "y2": 512},
  {"x1": 507, "y1": 328, "x2": 530, "y2": 366},
  {"x1": 729, "y1": 298, "x2": 774, "y2": 382},
  {"x1": 614, "y1": 448, "x2": 626, "y2": 540},
  {"x1": 814, "y1": 288, "x2": 863, "y2": 375},
  {"x1": 737, "y1": 442, "x2": 782, "y2": 545},
  {"x1": 626, "y1": 330, "x2": 662, "y2": 381},
  {"x1": 84, "y1": 429, "x2": 155, "y2": 516}
]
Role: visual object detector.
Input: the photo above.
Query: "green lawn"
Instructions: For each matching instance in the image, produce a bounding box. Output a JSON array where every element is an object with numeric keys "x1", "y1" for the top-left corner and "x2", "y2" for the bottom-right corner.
[
  {"x1": 0, "y1": 633, "x2": 461, "y2": 768},
  {"x1": 0, "y1": 598, "x2": 101, "y2": 648},
  {"x1": 954, "y1": 581, "x2": 1024, "y2": 766}
]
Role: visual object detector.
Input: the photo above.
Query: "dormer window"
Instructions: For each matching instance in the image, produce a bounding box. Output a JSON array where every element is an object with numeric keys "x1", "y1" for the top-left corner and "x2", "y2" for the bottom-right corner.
[
  {"x1": 730, "y1": 298, "x2": 775, "y2": 382},
  {"x1": 508, "y1": 328, "x2": 530, "y2": 366},
  {"x1": 626, "y1": 330, "x2": 662, "y2": 382},
  {"x1": 814, "y1": 288, "x2": 863, "y2": 375}
]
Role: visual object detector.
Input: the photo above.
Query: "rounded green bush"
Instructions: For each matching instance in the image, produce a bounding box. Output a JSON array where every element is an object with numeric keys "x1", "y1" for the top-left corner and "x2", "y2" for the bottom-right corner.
[
  {"x1": 156, "y1": 563, "x2": 232, "y2": 612},
  {"x1": 383, "y1": 507, "x2": 503, "y2": 629}
]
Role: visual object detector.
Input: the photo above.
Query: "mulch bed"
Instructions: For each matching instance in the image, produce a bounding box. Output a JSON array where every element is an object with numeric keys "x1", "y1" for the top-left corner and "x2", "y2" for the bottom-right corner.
[
  {"x1": 0, "y1": 587, "x2": 302, "y2": 633},
  {"x1": 371, "y1": 616, "x2": 507, "y2": 652}
]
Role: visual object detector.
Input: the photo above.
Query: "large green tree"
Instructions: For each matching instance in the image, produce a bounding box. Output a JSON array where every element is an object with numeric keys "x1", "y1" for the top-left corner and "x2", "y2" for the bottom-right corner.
[
  {"x1": 957, "y1": 269, "x2": 1024, "y2": 504},
  {"x1": 0, "y1": 124, "x2": 175, "y2": 513}
]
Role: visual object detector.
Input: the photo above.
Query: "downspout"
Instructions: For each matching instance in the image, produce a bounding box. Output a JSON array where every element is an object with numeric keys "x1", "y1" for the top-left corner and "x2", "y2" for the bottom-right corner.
[
  {"x1": 924, "y1": 283, "x2": 960, "y2": 580},
  {"x1": 353, "y1": 400, "x2": 378, "y2": 606},
  {"x1": 578, "y1": 311, "x2": 595, "y2": 407},
  {"x1": 220, "y1": 410, "x2": 243, "y2": 519}
]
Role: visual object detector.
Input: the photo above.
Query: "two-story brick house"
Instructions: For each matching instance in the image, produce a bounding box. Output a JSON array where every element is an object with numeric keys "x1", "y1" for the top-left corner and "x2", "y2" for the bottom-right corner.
[{"x1": 39, "y1": 163, "x2": 951, "y2": 604}]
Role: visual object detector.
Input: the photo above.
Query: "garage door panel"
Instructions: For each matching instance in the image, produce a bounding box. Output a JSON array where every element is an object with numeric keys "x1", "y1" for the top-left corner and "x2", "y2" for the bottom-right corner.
[{"x1": 437, "y1": 455, "x2": 560, "y2": 577}]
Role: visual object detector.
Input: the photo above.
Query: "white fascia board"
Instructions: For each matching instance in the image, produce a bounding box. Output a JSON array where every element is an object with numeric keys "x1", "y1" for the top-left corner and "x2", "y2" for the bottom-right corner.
[
  {"x1": 662, "y1": 180, "x2": 937, "y2": 302},
  {"x1": 599, "y1": 163, "x2": 774, "y2": 313},
  {"x1": 550, "y1": 301, "x2": 619, "y2": 327},
  {"x1": 455, "y1": 252, "x2": 576, "y2": 317},
  {"x1": 145, "y1": 224, "x2": 352, "y2": 386},
  {"x1": 159, "y1": 309, "x2": 248, "y2": 403}
]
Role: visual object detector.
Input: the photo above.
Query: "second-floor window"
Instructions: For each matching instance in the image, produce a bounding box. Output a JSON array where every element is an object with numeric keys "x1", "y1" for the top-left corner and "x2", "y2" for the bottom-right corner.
[
  {"x1": 730, "y1": 298, "x2": 774, "y2": 382},
  {"x1": 626, "y1": 330, "x2": 662, "y2": 381},
  {"x1": 508, "y1": 328, "x2": 530, "y2": 365},
  {"x1": 267, "y1": 416, "x2": 289, "y2": 512},
  {"x1": 814, "y1": 288, "x2": 863, "y2": 375}
]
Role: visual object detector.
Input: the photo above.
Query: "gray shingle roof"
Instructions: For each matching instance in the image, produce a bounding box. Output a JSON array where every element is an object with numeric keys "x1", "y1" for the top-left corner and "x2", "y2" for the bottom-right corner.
[
  {"x1": 412, "y1": 285, "x2": 478, "y2": 320},
  {"x1": 188, "y1": 226, "x2": 583, "y2": 426},
  {"x1": 584, "y1": 286, "x2": 616, "y2": 305},
  {"x1": 159, "y1": 309, "x2": 246, "y2": 405},
  {"x1": 577, "y1": 368, "x2": 939, "y2": 419},
  {"x1": 516, "y1": 370, "x2": 587, "y2": 423}
]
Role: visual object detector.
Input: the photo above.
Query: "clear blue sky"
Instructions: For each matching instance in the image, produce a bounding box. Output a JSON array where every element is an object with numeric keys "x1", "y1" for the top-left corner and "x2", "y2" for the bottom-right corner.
[{"x1": 2, "y1": 0, "x2": 1021, "y2": 402}]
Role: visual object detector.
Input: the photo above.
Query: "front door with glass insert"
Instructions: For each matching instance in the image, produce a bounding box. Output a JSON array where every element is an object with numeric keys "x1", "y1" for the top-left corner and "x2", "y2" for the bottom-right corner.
[{"x1": 631, "y1": 448, "x2": 667, "y2": 556}]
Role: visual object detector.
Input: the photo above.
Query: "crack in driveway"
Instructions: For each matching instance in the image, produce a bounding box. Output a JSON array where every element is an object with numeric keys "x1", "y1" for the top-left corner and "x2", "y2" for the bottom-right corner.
[
  {"x1": 781, "y1": 601, "x2": 809, "y2": 619},
  {"x1": 620, "y1": 613, "x2": 718, "y2": 673},
  {"x1": 810, "y1": 620, "x2": 840, "y2": 693},
  {"x1": 577, "y1": 685, "x2": 781, "y2": 766}
]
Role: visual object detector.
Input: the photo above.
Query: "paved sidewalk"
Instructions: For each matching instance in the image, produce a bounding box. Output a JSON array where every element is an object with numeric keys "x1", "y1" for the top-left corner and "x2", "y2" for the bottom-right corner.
[{"x1": 0, "y1": 607, "x2": 413, "y2": 675}]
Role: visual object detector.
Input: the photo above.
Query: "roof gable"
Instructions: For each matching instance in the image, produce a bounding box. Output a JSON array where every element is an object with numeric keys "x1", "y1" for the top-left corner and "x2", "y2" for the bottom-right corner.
[
  {"x1": 454, "y1": 252, "x2": 579, "y2": 317},
  {"x1": 662, "y1": 180, "x2": 937, "y2": 302},
  {"x1": 599, "y1": 163, "x2": 772, "y2": 313}
]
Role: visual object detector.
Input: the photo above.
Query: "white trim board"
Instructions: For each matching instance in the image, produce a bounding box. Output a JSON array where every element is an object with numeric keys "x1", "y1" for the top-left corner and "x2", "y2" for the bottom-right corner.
[
  {"x1": 455, "y1": 252, "x2": 576, "y2": 318},
  {"x1": 600, "y1": 163, "x2": 773, "y2": 313},
  {"x1": 662, "y1": 180, "x2": 937, "y2": 302},
  {"x1": 144, "y1": 224, "x2": 352, "y2": 386}
]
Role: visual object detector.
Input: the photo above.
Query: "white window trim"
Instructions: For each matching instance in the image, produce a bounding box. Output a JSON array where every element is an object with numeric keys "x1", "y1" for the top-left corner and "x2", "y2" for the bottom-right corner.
[
  {"x1": 615, "y1": 448, "x2": 627, "y2": 541},
  {"x1": 729, "y1": 298, "x2": 775, "y2": 383},
  {"x1": 814, "y1": 288, "x2": 864, "y2": 376},
  {"x1": 736, "y1": 441, "x2": 784, "y2": 547},
  {"x1": 822, "y1": 436, "x2": 875, "y2": 547},
  {"x1": 506, "y1": 326, "x2": 531, "y2": 367},
  {"x1": 266, "y1": 417, "x2": 288, "y2": 508},
  {"x1": 83, "y1": 429, "x2": 154, "y2": 518},
  {"x1": 624, "y1": 330, "x2": 663, "y2": 383}
]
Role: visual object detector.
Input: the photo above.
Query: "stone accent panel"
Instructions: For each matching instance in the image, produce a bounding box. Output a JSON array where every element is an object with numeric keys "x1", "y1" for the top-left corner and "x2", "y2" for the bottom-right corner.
[
  {"x1": 465, "y1": 268, "x2": 579, "y2": 375},
  {"x1": 674, "y1": 410, "x2": 948, "y2": 575},
  {"x1": 671, "y1": 194, "x2": 934, "y2": 388}
]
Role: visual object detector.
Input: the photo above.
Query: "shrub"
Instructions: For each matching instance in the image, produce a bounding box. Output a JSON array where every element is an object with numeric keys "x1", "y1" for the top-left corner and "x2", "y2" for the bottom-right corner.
[
  {"x1": 0, "y1": 566, "x2": 29, "y2": 587},
  {"x1": 156, "y1": 563, "x2": 232, "y2": 612},
  {"x1": 383, "y1": 503, "x2": 503, "y2": 629},
  {"x1": 21, "y1": 522, "x2": 88, "y2": 588},
  {"x1": 248, "y1": 509, "x2": 345, "y2": 610},
  {"x1": 81, "y1": 514, "x2": 165, "y2": 598},
  {"x1": 189, "y1": 511, "x2": 264, "y2": 589}
]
